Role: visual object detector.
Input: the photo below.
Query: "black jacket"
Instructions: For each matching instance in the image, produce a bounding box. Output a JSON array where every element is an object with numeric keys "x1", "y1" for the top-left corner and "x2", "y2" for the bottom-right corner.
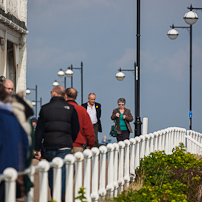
[
  {"x1": 82, "y1": 102, "x2": 102, "y2": 132},
  {"x1": 35, "y1": 96, "x2": 79, "y2": 150}
]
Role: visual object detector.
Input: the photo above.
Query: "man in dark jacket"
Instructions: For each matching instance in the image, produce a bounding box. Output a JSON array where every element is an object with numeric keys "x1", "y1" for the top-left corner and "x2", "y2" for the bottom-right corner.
[
  {"x1": 82, "y1": 93, "x2": 102, "y2": 147},
  {"x1": 34, "y1": 85, "x2": 79, "y2": 198}
]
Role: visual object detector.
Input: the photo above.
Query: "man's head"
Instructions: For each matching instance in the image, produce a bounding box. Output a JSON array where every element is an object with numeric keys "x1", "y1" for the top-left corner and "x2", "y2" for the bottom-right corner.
[
  {"x1": 88, "y1": 93, "x2": 96, "y2": 106},
  {"x1": 65, "y1": 88, "x2": 78, "y2": 101},
  {"x1": 51, "y1": 86, "x2": 65, "y2": 98},
  {"x1": 3, "y1": 79, "x2": 14, "y2": 95}
]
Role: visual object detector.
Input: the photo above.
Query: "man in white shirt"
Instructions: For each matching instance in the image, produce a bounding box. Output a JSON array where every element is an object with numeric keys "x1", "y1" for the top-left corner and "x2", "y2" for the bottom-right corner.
[{"x1": 82, "y1": 93, "x2": 102, "y2": 147}]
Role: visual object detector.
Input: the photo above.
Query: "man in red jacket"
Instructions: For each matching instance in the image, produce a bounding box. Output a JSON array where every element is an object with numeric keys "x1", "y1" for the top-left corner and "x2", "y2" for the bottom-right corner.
[{"x1": 65, "y1": 88, "x2": 95, "y2": 154}]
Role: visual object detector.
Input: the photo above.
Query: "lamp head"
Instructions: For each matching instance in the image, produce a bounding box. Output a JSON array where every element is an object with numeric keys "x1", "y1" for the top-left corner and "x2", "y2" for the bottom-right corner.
[
  {"x1": 32, "y1": 101, "x2": 36, "y2": 106},
  {"x1": 26, "y1": 88, "x2": 31, "y2": 95},
  {"x1": 184, "y1": 11, "x2": 198, "y2": 25},
  {"x1": 116, "y1": 71, "x2": 125, "y2": 81},
  {"x1": 53, "y1": 80, "x2": 59, "y2": 87},
  {"x1": 58, "y1": 69, "x2": 65, "y2": 78},
  {"x1": 167, "y1": 28, "x2": 179, "y2": 40},
  {"x1": 65, "y1": 68, "x2": 73, "y2": 77}
]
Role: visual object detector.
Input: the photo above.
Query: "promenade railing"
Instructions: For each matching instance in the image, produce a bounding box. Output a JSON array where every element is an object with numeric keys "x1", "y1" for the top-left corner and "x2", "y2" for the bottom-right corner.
[{"x1": 1, "y1": 127, "x2": 200, "y2": 202}]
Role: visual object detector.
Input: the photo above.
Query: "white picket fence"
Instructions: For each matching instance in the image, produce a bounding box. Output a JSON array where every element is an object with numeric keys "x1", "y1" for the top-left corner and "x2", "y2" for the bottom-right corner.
[{"x1": 1, "y1": 127, "x2": 202, "y2": 202}]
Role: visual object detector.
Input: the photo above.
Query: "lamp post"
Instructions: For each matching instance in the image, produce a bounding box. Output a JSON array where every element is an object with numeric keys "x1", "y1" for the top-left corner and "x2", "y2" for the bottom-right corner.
[
  {"x1": 115, "y1": 0, "x2": 141, "y2": 137},
  {"x1": 167, "y1": 4, "x2": 202, "y2": 130},
  {"x1": 116, "y1": 62, "x2": 142, "y2": 137},
  {"x1": 32, "y1": 97, "x2": 42, "y2": 112},
  {"x1": 26, "y1": 85, "x2": 38, "y2": 116},
  {"x1": 56, "y1": 61, "x2": 84, "y2": 104},
  {"x1": 70, "y1": 62, "x2": 84, "y2": 104}
]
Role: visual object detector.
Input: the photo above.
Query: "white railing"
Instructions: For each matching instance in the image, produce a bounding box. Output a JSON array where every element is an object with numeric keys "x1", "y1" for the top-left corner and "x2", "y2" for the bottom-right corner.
[
  {"x1": 186, "y1": 130, "x2": 202, "y2": 154},
  {"x1": 0, "y1": 127, "x2": 198, "y2": 202}
]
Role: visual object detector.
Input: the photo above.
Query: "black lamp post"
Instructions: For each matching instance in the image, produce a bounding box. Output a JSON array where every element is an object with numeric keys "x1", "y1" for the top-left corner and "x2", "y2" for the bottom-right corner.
[
  {"x1": 168, "y1": 4, "x2": 202, "y2": 130},
  {"x1": 115, "y1": 0, "x2": 142, "y2": 137},
  {"x1": 32, "y1": 97, "x2": 42, "y2": 113},
  {"x1": 167, "y1": 24, "x2": 191, "y2": 128},
  {"x1": 70, "y1": 61, "x2": 84, "y2": 105},
  {"x1": 56, "y1": 61, "x2": 84, "y2": 105},
  {"x1": 135, "y1": 0, "x2": 141, "y2": 137},
  {"x1": 26, "y1": 85, "x2": 38, "y2": 116}
]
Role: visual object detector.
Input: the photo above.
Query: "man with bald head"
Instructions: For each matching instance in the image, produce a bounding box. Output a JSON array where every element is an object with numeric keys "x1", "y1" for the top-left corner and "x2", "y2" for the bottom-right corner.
[
  {"x1": 3, "y1": 79, "x2": 14, "y2": 94},
  {"x1": 34, "y1": 85, "x2": 79, "y2": 198},
  {"x1": 65, "y1": 88, "x2": 95, "y2": 153}
]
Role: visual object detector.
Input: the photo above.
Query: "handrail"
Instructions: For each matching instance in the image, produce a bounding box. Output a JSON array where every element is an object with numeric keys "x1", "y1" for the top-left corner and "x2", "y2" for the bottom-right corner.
[{"x1": 1, "y1": 127, "x2": 199, "y2": 202}]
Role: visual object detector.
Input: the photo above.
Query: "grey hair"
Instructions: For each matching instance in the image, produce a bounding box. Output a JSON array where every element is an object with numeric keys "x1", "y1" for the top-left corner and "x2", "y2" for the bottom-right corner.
[
  {"x1": 117, "y1": 98, "x2": 126, "y2": 105},
  {"x1": 88, "y1": 93, "x2": 96, "y2": 99}
]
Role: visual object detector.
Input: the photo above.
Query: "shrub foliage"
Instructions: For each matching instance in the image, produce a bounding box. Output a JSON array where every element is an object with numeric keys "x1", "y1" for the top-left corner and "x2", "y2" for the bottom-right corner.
[{"x1": 112, "y1": 143, "x2": 202, "y2": 202}]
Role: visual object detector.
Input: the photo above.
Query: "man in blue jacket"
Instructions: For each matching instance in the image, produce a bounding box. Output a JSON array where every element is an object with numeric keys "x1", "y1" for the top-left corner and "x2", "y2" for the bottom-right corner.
[{"x1": 34, "y1": 85, "x2": 79, "y2": 198}]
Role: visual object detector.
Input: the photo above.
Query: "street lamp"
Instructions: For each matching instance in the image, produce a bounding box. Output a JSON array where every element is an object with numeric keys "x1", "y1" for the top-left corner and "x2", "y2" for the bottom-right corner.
[
  {"x1": 167, "y1": 4, "x2": 202, "y2": 130},
  {"x1": 56, "y1": 68, "x2": 73, "y2": 89},
  {"x1": 116, "y1": 62, "x2": 142, "y2": 137},
  {"x1": 26, "y1": 85, "x2": 38, "y2": 116},
  {"x1": 32, "y1": 97, "x2": 42, "y2": 110},
  {"x1": 52, "y1": 80, "x2": 59, "y2": 87},
  {"x1": 115, "y1": 0, "x2": 141, "y2": 137},
  {"x1": 56, "y1": 61, "x2": 84, "y2": 104}
]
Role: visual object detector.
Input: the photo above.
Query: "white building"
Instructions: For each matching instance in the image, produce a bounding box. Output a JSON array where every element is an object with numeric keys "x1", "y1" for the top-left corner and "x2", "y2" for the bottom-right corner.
[{"x1": 0, "y1": 0, "x2": 28, "y2": 93}]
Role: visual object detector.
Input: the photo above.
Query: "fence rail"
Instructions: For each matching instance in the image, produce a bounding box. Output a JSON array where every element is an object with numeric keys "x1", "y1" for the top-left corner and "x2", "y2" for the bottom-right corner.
[{"x1": 0, "y1": 127, "x2": 201, "y2": 202}]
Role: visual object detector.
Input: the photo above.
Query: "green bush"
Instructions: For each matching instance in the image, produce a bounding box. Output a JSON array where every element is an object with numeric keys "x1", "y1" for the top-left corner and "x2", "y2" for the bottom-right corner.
[{"x1": 112, "y1": 143, "x2": 202, "y2": 202}]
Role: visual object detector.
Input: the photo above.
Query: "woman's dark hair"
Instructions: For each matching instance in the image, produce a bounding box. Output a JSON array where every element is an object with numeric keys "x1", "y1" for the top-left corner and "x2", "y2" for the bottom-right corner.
[{"x1": 117, "y1": 98, "x2": 126, "y2": 105}]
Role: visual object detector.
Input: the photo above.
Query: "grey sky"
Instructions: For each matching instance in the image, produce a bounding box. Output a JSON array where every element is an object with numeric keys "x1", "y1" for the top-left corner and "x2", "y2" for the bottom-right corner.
[{"x1": 26, "y1": 0, "x2": 202, "y2": 142}]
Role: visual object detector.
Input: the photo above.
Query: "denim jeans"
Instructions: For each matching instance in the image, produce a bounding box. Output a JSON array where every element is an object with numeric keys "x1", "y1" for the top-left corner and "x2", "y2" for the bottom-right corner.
[{"x1": 44, "y1": 149, "x2": 71, "y2": 198}]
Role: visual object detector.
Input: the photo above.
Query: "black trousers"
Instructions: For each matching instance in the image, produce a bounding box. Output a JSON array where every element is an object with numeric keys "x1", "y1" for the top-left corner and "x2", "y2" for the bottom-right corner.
[
  {"x1": 117, "y1": 130, "x2": 130, "y2": 142},
  {"x1": 93, "y1": 123, "x2": 99, "y2": 147}
]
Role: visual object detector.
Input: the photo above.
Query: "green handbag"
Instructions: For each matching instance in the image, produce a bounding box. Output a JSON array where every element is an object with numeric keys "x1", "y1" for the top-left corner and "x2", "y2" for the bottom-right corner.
[{"x1": 110, "y1": 109, "x2": 119, "y2": 137}]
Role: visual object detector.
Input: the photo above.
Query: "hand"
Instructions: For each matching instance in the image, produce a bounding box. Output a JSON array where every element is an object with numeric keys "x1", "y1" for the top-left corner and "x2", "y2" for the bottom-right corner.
[
  {"x1": 34, "y1": 151, "x2": 41, "y2": 160},
  {"x1": 123, "y1": 115, "x2": 126, "y2": 119},
  {"x1": 116, "y1": 113, "x2": 120, "y2": 117}
]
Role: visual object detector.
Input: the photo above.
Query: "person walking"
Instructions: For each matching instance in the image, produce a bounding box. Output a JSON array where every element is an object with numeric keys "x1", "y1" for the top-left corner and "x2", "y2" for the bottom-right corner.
[
  {"x1": 34, "y1": 85, "x2": 79, "y2": 198},
  {"x1": 65, "y1": 88, "x2": 95, "y2": 154},
  {"x1": 82, "y1": 93, "x2": 102, "y2": 147},
  {"x1": 111, "y1": 98, "x2": 133, "y2": 142}
]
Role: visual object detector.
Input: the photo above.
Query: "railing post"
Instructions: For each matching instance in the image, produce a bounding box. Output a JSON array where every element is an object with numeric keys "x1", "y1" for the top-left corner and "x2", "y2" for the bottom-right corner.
[
  {"x1": 91, "y1": 147, "x2": 99, "y2": 201},
  {"x1": 113, "y1": 143, "x2": 119, "y2": 197},
  {"x1": 25, "y1": 166, "x2": 36, "y2": 202},
  {"x1": 106, "y1": 143, "x2": 114, "y2": 198},
  {"x1": 129, "y1": 138, "x2": 136, "y2": 182},
  {"x1": 83, "y1": 149, "x2": 92, "y2": 202},
  {"x1": 159, "y1": 131, "x2": 163, "y2": 151},
  {"x1": 124, "y1": 140, "x2": 130, "y2": 188},
  {"x1": 164, "y1": 129, "x2": 169, "y2": 154},
  {"x1": 3, "y1": 168, "x2": 18, "y2": 202},
  {"x1": 149, "y1": 133, "x2": 154, "y2": 154},
  {"x1": 74, "y1": 152, "x2": 84, "y2": 202},
  {"x1": 118, "y1": 141, "x2": 125, "y2": 193},
  {"x1": 38, "y1": 160, "x2": 50, "y2": 202},
  {"x1": 98, "y1": 146, "x2": 107, "y2": 201},
  {"x1": 64, "y1": 154, "x2": 75, "y2": 202},
  {"x1": 52, "y1": 157, "x2": 64, "y2": 202},
  {"x1": 153, "y1": 132, "x2": 158, "y2": 151},
  {"x1": 144, "y1": 134, "x2": 150, "y2": 156},
  {"x1": 140, "y1": 135, "x2": 145, "y2": 159},
  {"x1": 134, "y1": 137, "x2": 140, "y2": 170}
]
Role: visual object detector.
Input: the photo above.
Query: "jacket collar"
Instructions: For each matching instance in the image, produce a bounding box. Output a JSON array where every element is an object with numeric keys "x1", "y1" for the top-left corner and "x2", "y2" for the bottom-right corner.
[{"x1": 50, "y1": 96, "x2": 65, "y2": 102}]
